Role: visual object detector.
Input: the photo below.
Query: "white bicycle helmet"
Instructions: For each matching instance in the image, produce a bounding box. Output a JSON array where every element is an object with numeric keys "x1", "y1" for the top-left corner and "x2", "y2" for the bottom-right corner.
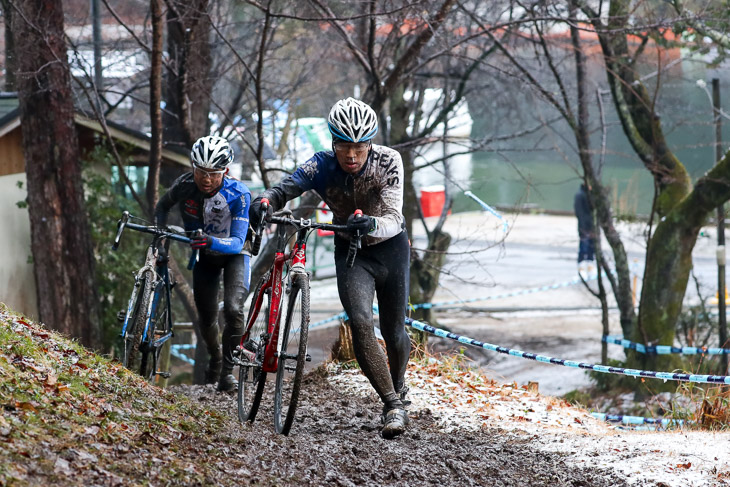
[
  {"x1": 327, "y1": 98, "x2": 378, "y2": 143},
  {"x1": 190, "y1": 135, "x2": 234, "y2": 169}
]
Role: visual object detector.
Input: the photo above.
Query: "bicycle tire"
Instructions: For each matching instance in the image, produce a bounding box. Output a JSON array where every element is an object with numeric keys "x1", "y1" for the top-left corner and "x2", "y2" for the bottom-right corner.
[
  {"x1": 124, "y1": 270, "x2": 154, "y2": 372},
  {"x1": 139, "y1": 281, "x2": 169, "y2": 382},
  {"x1": 273, "y1": 272, "x2": 310, "y2": 435},
  {"x1": 237, "y1": 273, "x2": 271, "y2": 423}
]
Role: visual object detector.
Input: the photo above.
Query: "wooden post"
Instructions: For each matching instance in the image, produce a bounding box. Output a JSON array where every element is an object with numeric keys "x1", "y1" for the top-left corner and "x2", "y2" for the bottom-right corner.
[
  {"x1": 713, "y1": 78, "x2": 727, "y2": 374},
  {"x1": 158, "y1": 341, "x2": 171, "y2": 388}
]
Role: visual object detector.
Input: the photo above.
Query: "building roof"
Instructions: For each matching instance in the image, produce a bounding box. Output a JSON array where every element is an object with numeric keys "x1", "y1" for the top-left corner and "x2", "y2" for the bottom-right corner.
[
  {"x1": 0, "y1": 93, "x2": 20, "y2": 135},
  {"x1": 0, "y1": 93, "x2": 189, "y2": 166}
]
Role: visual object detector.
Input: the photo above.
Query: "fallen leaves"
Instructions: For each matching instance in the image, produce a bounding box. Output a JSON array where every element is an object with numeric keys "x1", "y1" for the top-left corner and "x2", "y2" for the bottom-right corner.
[{"x1": 0, "y1": 305, "x2": 228, "y2": 485}]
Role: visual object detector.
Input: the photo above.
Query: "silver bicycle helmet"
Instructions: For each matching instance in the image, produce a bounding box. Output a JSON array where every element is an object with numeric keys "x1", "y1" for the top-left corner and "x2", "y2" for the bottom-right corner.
[
  {"x1": 327, "y1": 98, "x2": 378, "y2": 143},
  {"x1": 190, "y1": 135, "x2": 234, "y2": 169}
]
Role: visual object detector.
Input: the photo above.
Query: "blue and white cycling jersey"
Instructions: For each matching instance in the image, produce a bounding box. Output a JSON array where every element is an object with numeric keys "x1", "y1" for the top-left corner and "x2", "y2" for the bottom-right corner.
[
  {"x1": 266, "y1": 144, "x2": 404, "y2": 246},
  {"x1": 155, "y1": 173, "x2": 251, "y2": 255}
]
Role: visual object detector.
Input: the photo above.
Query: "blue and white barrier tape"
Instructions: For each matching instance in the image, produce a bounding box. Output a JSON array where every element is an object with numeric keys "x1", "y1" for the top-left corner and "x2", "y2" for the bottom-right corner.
[
  {"x1": 464, "y1": 191, "x2": 508, "y2": 233},
  {"x1": 309, "y1": 311, "x2": 348, "y2": 330},
  {"x1": 603, "y1": 335, "x2": 730, "y2": 356},
  {"x1": 590, "y1": 412, "x2": 685, "y2": 427},
  {"x1": 406, "y1": 317, "x2": 730, "y2": 385},
  {"x1": 412, "y1": 276, "x2": 592, "y2": 310},
  {"x1": 311, "y1": 276, "x2": 594, "y2": 328},
  {"x1": 170, "y1": 344, "x2": 195, "y2": 365}
]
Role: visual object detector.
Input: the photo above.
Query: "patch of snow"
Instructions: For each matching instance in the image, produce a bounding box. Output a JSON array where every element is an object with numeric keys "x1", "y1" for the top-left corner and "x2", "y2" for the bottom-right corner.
[{"x1": 327, "y1": 363, "x2": 730, "y2": 486}]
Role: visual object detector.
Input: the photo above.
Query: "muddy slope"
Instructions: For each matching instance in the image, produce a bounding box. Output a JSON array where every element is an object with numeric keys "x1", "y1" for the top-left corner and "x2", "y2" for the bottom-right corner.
[{"x1": 171, "y1": 371, "x2": 628, "y2": 487}]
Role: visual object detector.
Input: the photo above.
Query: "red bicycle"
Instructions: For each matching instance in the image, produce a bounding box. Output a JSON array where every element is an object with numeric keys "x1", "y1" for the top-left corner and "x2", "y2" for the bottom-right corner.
[{"x1": 236, "y1": 199, "x2": 362, "y2": 435}]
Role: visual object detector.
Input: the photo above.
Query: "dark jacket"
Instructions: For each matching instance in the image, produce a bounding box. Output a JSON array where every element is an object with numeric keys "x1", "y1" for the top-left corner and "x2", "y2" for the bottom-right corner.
[{"x1": 574, "y1": 184, "x2": 594, "y2": 238}]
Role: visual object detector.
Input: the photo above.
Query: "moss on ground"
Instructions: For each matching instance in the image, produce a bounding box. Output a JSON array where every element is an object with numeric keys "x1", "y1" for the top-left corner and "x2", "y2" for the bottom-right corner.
[{"x1": 0, "y1": 303, "x2": 231, "y2": 485}]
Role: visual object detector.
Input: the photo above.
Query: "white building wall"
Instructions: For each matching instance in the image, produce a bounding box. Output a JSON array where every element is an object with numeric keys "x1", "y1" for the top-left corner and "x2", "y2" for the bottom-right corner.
[{"x1": 0, "y1": 172, "x2": 38, "y2": 319}]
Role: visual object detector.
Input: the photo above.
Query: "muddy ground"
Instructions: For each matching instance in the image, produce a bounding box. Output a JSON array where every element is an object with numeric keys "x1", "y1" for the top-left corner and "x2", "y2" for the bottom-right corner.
[{"x1": 169, "y1": 371, "x2": 629, "y2": 487}]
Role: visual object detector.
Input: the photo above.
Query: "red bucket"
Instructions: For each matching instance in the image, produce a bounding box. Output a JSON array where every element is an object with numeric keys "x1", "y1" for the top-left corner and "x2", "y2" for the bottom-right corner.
[{"x1": 420, "y1": 185, "x2": 448, "y2": 218}]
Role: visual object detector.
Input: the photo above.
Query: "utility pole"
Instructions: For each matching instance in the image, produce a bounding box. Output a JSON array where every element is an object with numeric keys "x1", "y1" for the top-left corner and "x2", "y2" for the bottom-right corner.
[
  {"x1": 91, "y1": 0, "x2": 103, "y2": 94},
  {"x1": 713, "y1": 78, "x2": 727, "y2": 374}
]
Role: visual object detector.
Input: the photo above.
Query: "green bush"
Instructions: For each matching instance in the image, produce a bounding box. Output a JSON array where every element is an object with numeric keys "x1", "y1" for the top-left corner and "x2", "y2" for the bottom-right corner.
[{"x1": 82, "y1": 148, "x2": 147, "y2": 356}]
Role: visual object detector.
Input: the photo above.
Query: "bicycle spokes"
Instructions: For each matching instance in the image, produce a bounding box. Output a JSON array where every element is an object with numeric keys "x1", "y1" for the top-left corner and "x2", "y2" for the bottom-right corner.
[{"x1": 273, "y1": 273, "x2": 310, "y2": 435}]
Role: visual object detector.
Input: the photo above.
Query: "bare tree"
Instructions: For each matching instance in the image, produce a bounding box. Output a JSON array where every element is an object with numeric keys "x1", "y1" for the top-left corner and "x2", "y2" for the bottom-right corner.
[
  {"x1": 9, "y1": 0, "x2": 100, "y2": 347},
  {"x1": 580, "y1": 0, "x2": 730, "y2": 373},
  {"x1": 473, "y1": 2, "x2": 636, "y2": 339},
  {"x1": 163, "y1": 0, "x2": 212, "y2": 147},
  {"x1": 147, "y1": 0, "x2": 164, "y2": 210}
]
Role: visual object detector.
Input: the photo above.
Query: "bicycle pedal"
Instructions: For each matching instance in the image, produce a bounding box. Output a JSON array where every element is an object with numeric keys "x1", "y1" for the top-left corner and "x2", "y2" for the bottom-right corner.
[
  {"x1": 156, "y1": 371, "x2": 171, "y2": 378},
  {"x1": 240, "y1": 348, "x2": 256, "y2": 362},
  {"x1": 305, "y1": 354, "x2": 312, "y2": 362},
  {"x1": 116, "y1": 310, "x2": 126, "y2": 322}
]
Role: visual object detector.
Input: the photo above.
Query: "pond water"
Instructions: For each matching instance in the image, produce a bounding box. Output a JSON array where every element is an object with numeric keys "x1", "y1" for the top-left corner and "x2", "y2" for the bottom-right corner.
[{"x1": 416, "y1": 58, "x2": 730, "y2": 216}]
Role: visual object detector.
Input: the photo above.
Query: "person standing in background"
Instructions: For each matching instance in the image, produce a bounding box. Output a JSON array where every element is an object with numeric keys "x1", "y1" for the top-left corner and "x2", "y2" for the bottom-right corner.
[{"x1": 574, "y1": 183, "x2": 595, "y2": 278}]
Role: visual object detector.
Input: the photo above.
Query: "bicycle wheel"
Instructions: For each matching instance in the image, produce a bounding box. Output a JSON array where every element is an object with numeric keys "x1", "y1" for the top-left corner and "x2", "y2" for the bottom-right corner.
[
  {"x1": 139, "y1": 282, "x2": 169, "y2": 382},
  {"x1": 123, "y1": 270, "x2": 154, "y2": 372},
  {"x1": 274, "y1": 272, "x2": 310, "y2": 435},
  {"x1": 237, "y1": 273, "x2": 270, "y2": 424}
]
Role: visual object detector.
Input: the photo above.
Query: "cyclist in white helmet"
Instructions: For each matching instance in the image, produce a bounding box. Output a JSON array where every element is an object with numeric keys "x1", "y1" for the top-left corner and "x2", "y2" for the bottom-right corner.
[
  {"x1": 155, "y1": 135, "x2": 252, "y2": 392},
  {"x1": 250, "y1": 98, "x2": 411, "y2": 439}
]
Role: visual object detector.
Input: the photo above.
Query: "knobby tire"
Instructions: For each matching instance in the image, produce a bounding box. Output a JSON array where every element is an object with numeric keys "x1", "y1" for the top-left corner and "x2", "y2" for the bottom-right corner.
[
  {"x1": 124, "y1": 270, "x2": 153, "y2": 373},
  {"x1": 273, "y1": 272, "x2": 310, "y2": 435},
  {"x1": 139, "y1": 281, "x2": 169, "y2": 382},
  {"x1": 237, "y1": 273, "x2": 270, "y2": 424}
]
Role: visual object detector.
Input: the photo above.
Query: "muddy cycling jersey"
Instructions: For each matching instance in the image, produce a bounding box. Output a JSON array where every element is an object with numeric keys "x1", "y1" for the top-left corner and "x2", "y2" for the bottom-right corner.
[
  {"x1": 155, "y1": 173, "x2": 251, "y2": 255},
  {"x1": 265, "y1": 144, "x2": 405, "y2": 245}
]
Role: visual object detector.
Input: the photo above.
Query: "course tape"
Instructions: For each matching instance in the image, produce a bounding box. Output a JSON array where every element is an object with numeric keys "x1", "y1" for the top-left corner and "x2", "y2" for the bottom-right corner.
[
  {"x1": 170, "y1": 344, "x2": 195, "y2": 365},
  {"x1": 306, "y1": 271, "x2": 606, "y2": 328},
  {"x1": 412, "y1": 276, "x2": 593, "y2": 310},
  {"x1": 603, "y1": 335, "x2": 730, "y2": 356},
  {"x1": 464, "y1": 191, "x2": 509, "y2": 233},
  {"x1": 406, "y1": 317, "x2": 730, "y2": 385},
  {"x1": 590, "y1": 412, "x2": 685, "y2": 428},
  {"x1": 310, "y1": 311, "x2": 348, "y2": 329}
]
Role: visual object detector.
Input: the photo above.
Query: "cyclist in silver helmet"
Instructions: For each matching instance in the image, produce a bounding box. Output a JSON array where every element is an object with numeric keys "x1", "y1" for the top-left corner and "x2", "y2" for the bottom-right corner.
[
  {"x1": 250, "y1": 98, "x2": 411, "y2": 439},
  {"x1": 155, "y1": 135, "x2": 252, "y2": 392}
]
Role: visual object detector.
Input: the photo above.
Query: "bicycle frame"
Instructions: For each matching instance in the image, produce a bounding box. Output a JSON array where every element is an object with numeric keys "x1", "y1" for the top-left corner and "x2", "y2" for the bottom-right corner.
[
  {"x1": 237, "y1": 205, "x2": 362, "y2": 432},
  {"x1": 113, "y1": 211, "x2": 192, "y2": 378},
  {"x1": 119, "y1": 239, "x2": 174, "y2": 351},
  {"x1": 241, "y1": 226, "x2": 307, "y2": 372}
]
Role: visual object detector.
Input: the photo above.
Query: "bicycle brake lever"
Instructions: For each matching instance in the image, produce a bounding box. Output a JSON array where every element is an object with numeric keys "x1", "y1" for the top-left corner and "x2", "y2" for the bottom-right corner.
[
  {"x1": 252, "y1": 199, "x2": 270, "y2": 256},
  {"x1": 188, "y1": 229, "x2": 202, "y2": 270},
  {"x1": 112, "y1": 211, "x2": 130, "y2": 251}
]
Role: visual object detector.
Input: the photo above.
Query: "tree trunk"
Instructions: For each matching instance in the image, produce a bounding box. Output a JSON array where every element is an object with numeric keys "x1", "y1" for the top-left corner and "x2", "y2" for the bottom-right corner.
[
  {"x1": 569, "y1": 8, "x2": 636, "y2": 338},
  {"x1": 409, "y1": 230, "x2": 451, "y2": 318},
  {"x1": 633, "y1": 154, "x2": 730, "y2": 371},
  {"x1": 12, "y1": 0, "x2": 100, "y2": 347},
  {"x1": 147, "y1": 0, "x2": 164, "y2": 212},
  {"x1": 164, "y1": 0, "x2": 212, "y2": 146},
  {"x1": 591, "y1": 0, "x2": 730, "y2": 374}
]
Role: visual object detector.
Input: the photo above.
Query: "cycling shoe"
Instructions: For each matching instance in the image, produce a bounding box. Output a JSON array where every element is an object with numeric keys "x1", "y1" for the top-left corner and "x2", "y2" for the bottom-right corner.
[
  {"x1": 217, "y1": 373, "x2": 238, "y2": 393},
  {"x1": 381, "y1": 408, "x2": 409, "y2": 439}
]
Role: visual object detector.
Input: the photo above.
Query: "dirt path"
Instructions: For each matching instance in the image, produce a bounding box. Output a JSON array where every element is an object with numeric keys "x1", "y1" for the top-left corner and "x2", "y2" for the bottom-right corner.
[{"x1": 169, "y1": 371, "x2": 628, "y2": 487}]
